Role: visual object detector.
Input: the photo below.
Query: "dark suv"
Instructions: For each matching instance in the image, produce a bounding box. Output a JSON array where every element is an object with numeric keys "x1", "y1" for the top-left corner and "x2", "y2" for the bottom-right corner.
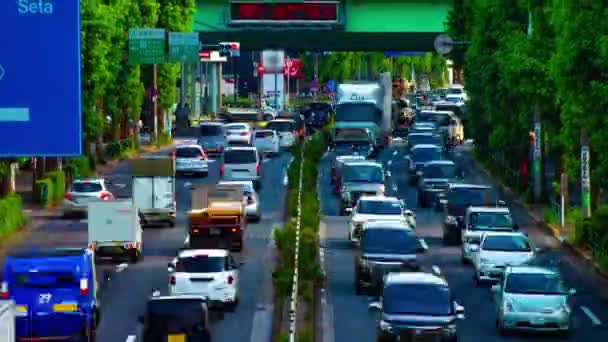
[
  {"x1": 439, "y1": 183, "x2": 499, "y2": 245},
  {"x1": 198, "y1": 122, "x2": 226, "y2": 158},
  {"x1": 369, "y1": 272, "x2": 464, "y2": 342},
  {"x1": 354, "y1": 222, "x2": 427, "y2": 295},
  {"x1": 417, "y1": 160, "x2": 462, "y2": 208}
]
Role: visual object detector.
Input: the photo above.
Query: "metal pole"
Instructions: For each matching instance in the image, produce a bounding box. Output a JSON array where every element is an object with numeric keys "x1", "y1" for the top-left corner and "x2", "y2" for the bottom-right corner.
[
  {"x1": 180, "y1": 63, "x2": 185, "y2": 105},
  {"x1": 286, "y1": 57, "x2": 291, "y2": 108},
  {"x1": 313, "y1": 52, "x2": 319, "y2": 100},
  {"x1": 581, "y1": 130, "x2": 591, "y2": 218},
  {"x1": 233, "y1": 57, "x2": 238, "y2": 103},
  {"x1": 199, "y1": 60, "x2": 204, "y2": 115},
  {"x1": 152, "y1": 64, "x2": 158, "y2": 141},
  {"x1": 560, "y1": 172, "x2": 567, "y2": 241},
  {"x1": 533, "y1": 110, "x2": 542, "y2": 202},
  {"x1": 274, "y1": 71, "x2": 278, "y2": 110}
]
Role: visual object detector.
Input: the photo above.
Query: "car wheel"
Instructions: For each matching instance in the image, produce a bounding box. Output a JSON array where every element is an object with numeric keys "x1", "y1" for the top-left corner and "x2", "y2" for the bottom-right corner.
[
  {"x1": 496, "y1": 318, "x2": 507, "y2": 336},
  {"x1": 460, "y1": 251, "x2": 468, "y2": 264},
  {"x1": 264, "y1": 114, "x2": 273, "y2": 121},
  {"x1": 354, "y1": 280, "x2": 362, "y2": 295},
  {"x1": 168, "y1": 220, "x2": 176, "y2": 228},
  {"x1": 226, "y1": 297, "x2": 239, "y2": 312},
  {"x1": 473, "y1": 272, "x2": 481, "y2": 287}
]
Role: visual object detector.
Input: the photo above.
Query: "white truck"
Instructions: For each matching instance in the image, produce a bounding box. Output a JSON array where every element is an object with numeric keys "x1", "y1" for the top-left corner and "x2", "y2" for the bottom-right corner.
[
  {"x1": 88, "y1": 199, "x2": 143, "y2": 262},
  {"x1": 132, "y1": 157, "x2": 176, "y2": 227},
  {"x1": 336, "y1": 72, "x2": 394, "y2": 148},
  {"x1": 0, "y1": 300, "x2": 15, "y2": 342}
]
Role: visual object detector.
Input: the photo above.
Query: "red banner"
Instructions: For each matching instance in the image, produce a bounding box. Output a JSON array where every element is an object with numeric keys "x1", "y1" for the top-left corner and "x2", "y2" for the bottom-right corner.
[{"x1": 284, "y1": 59, "x2": 303, "y2": 78}]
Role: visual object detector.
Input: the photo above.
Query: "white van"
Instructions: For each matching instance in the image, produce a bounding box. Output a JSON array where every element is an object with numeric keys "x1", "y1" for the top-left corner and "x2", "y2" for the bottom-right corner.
[
  {"x1": 132, "y1": 157, "x2": 176, "y2": 227},
  {"x1": 87, "y1": 199, "x2": 143, "y2": 262}
]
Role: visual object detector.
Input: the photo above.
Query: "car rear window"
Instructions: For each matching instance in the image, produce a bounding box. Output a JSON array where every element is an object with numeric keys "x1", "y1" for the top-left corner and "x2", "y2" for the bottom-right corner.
[
  {"x1": 268, "y1": 122, "x2": 294, "y2": 132},
  {"x1": 71, "y1": 182, "x2": 102, "y2": 192},
  {"x1": 226, "y1": 124, "x2": 247, "y2": 131},
  {"x1": 448, "y1": 187, "x2": 493, "y2": 206},
  {"x1": 383, "y1": 284, "x2": 452, "y2": 315},
  {"x1": 200, "y1": 124, "x2": 223, "y2": 136},
  {"x1": 12, "y1": 272, "x2": 79, "y2": 289},
  {"x1": 176, "y1": 256, "x2": 224, "y2": 273},
  {"x1": 224, "y1": 150, "x2": 257, "y2": 164},
  {"x1": 255, "y1": 131, "x2": 274, "y2": 138},
  {"x1": 310, "y1": 103, "x2": 330, "y2": 111},
  {"x1": 146, "y1": 299, "x2": 206, "y2": 333},
  {"x1": 176, "y1": 147, "x2": 201, "y2": 158}
]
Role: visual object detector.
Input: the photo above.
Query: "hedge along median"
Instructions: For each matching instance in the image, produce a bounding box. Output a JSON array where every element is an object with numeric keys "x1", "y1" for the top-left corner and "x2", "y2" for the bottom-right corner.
[
  {"x1": 0, "y1": 195, "x2": 26, "y2": 237},
  {"x1": 35, "y1": 170, "x2": 66, "y2": 209},
  {"x1": 273, "y1": 129, "x2": 329, "y2": 339}
]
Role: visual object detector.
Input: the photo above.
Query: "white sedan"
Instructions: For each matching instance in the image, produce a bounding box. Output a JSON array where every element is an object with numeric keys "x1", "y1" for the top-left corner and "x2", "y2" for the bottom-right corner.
[{"x1": 224, "y1": 123, "x2": 253, "y2": 145}]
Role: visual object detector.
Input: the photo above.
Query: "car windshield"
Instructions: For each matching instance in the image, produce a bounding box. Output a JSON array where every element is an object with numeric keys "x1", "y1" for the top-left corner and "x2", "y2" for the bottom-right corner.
[
  {"x1": 224, "y1": 150, "x2": 257, "y2": 164},
  {"x1": 383, "y1": 284, "x2": 452, "y2": 315},
  {"x1": 343, "y1": 165, "x2": 384, "y2": 183},
  {"x1": 470, "y1": 212, "x2": 513, "y2": 229},
  {"x1": 447, "y1": 88, "x2": 463, "y2": 95},
  {"x1": 361, "y1": 229, "x2": 417, "y2": 254},
  {"x1": 412, "y1": 148, "x2": 441, "y2": 163},
  {"x1": 393, "y1": 129, "x2": 408, "y2": 138},
  {"x1": 446, "y1": 97, "x2": 461, "y2": 103},
  {"x1": 200, "y1": 124, "x2": 223, "y2": 136},
  {"x1": 255, "y1": 131, "x2": 274, "y2": 138},
  {"x1": 358, "y1": 200, "x2": 402, "y2": 215},
  {"x1": 268, "y1": 122, "x2": 294, "y2": 132},
  {"x1": 335, "y1": 103, "x2": 382, "y2": 123},
  {"x1": 424, "y1": 163, "x2": 456, "y2": 178},
  {"x1": 222, "y1": 182, "x2": 254, "y2": 194},
  {"x1": 146, "y1": 299, "x2": 206, "y2": 333},
  {"x1": 71, "y1": 182, "x2": 102, "y2": 192},
  {"x1": 482, "y1": 235, "x2": 531, "y2": 252},
  {"x1": 176, "y1": 147, "x2": 201, "y2": 158},
  {"x1": 409, "y1": 135, "x2": 441, "y2": 147},
  {"x1": 504, "y1": 273, "x2": 568, "y2": 295},
  {"x1": 448, "y1": 187, "x2": 493, "y2": 206},
  {"x1": 176, "y1": 256, "x2": 224, "y2": 273}
]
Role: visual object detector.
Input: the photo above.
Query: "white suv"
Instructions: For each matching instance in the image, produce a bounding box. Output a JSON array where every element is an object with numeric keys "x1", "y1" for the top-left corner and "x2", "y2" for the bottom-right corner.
[
  {"x1": 168, "y1": 249, "x2": 241, "y2": 312},
  {"x1": 63, "y1": 178, "x2": 114, "y2": 217},
  {"x1": 220, "y1": 146, "x2": 262, "y2": 189}
]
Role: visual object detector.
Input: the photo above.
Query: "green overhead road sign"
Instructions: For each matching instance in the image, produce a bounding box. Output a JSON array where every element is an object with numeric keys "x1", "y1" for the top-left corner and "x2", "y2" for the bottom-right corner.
[
  {"x1": 129, "y1": 28, "x2": 166, "y2": 65},
  {"x1": 169, "y1": 32, "x2": 200, "y2": 63}
]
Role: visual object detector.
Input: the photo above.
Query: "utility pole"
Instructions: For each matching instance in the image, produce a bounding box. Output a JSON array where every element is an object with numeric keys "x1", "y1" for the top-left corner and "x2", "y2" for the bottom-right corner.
[
  {"x1": 152, "y1": 64, "x2": 158, "y2": 141},
  {"x1": 533, "y1": 109, "x2": 542, "y2": 203},
  {"x1": 581, "y1": 130, "x2": 591, "y2": 218},
  {"x1": 560, "y1": 172, "x2": 568, "y2": 241},
  {"x1": 286, "y1": 56, "x2": 291, "y2": 108},
  {"x1": 313, "y1": 52, "x2": 319, "y2": 100},
  {"x1": 233, "y1": 56, "x2": 238, "y2": 103}
]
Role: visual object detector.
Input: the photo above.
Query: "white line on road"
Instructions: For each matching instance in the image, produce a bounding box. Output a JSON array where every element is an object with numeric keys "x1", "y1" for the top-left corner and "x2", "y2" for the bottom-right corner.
[
  {"x1": 581, "y1": 306, "x2": 602, "y2": 325},
  {"x1": 283, "y1": 174, "x2": 288, "y2": 186},
  {"x1": 125, "y1": 335, "x2": 136, "y2": 342},
  {"x1": 392, "y1": 150, "x2": 398, "y2": 156},
  {"x1": 386, "y1": 170, "x2": 392, "y2": 177},
  {"x1": 116, "y1": 263, "x2": 129, "y2": 273},
  {"x1": 114, "y1": 183, "x2": 127, "y2": 188},
  {"x1": 79, "y1": 219, "x2": 87, "y2": 223},
  {"x1": 387, "y1": 160, "x2": 393, "y2": 166},
  {"x1": 432, "y1": 265, "x2": 441, "y2": 275},
  {"x1": 419, "y1": 238, "x2": 429, "y2": 251},
  {"x1": 184, "y1": 181, "x2": 192, "y2": 188}
]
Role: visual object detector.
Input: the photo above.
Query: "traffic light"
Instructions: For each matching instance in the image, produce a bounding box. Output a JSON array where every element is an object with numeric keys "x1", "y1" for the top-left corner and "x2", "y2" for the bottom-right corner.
[{"x1": 218, "y1": 42, "x2": 240, "y2": 57}]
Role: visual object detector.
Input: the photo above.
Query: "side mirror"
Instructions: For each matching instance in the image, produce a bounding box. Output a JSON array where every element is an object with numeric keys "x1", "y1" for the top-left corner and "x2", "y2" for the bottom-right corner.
[
  {"x1": 569, "y1": 288, "x2": 577, "y2": 296},
  {"x1": 454, "y1": 302, "x2": 465, "y2": 319},
  {"x1": 512, "y1": 224, "x2": 519, "y2": 231},
  {"x1": 469, "y1": 244, "x2": 480, "y2": 252},
  {"x1": 498, "y1": 200, "x2": 506, "y2": 206},
  {"x1": 138, "y1": 315, "x2": 144, "y2": 324},
  {"x1": 404, "y1": 209, "x2": 415, "y2": 217},
  {"x1": 368, "y1": 301, "x2": 382, "y2": 312},
  {"x1": 417, "y1": 238, "x2": 429, "y2": 253}
]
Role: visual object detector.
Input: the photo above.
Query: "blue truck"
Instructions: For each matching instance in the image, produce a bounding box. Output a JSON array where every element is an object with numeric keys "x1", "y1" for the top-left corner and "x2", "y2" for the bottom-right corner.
[{"x1": 1, "y1": 248, "x2": 100, "y2": 341}]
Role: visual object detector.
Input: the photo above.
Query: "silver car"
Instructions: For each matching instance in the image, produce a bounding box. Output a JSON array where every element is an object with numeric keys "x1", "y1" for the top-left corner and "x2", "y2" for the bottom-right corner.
[
  {"x1": 253, "y1": 129, "x2": 280, "y2": 156},
  {"x1": 63, "y1": 179, "x2": 114, "y2": 217},
  {"x1": 174, "y1": 144, "x2": 209, "y2": 176},
  {"x1": 220, "y1": 146, "x2": 262, "y2": 189},
  {"x1": 219, "y1": 180, "x2": 261, "y2": 221},
  {"x1": 493, "y1": 266, "x2": 575, "y2": 336},
  {"x1": 471, "y1": 232, "x2": 536, "y2": 284},
  {"x1": 225, "y1": 123, "x2": 253, "y2": 145}
]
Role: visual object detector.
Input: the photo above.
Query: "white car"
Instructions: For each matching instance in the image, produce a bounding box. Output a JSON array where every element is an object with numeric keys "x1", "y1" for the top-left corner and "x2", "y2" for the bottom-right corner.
[
  {"x1": 253, "y1": 129, "x2": 280, "y2": 156},
  {"x1": 224, "y1": 123, "x2": 252, "y2": 145},
  {"x1": 471, "y1": 232, "x2": 537, "y2": 285},
  {"x1": 174, "y1": 144, "x2": 209, "y2": 176},
  {"x1": 267, "y1": 119, "x2": 297, "y2": 148},
  {"x1": 218, "y1": 180, "x2": 261, "y2": 221},
  {"x1": 168, "y1": 249, "x2": 241, "y2": 311},
  {"x1": 461, "y1": 206, "x2": 518, "y2": 263},
  {"x1": 220, "y1": 146, "x2": 262, "y2": 189},
  {"x1": 63, "y1": 178, "x2": 114, "y2": 217},
  {"x1": 348, "y1": 196, "x2": 415, "y2": 243}
]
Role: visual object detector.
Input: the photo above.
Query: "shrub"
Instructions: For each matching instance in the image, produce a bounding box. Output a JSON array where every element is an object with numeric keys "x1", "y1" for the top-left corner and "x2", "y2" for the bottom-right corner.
[
  {"x1": 0, "y1": 195, "x2": 26, "y2": 237},
  {"x1": 45, "y1": 171, "x2": 66, "y2": 202},
  {"x1": 35, "y1": 178, "x2": 54, "y2": 209},
  {"x1": 66, "y1": 156, "x2": 93, "y2": 178}
]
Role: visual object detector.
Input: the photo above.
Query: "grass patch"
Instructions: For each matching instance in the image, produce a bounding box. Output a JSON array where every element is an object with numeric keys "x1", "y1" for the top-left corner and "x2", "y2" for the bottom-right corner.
[{"x1": 0, "y1": 195, "x2": 26, "y2": 237}]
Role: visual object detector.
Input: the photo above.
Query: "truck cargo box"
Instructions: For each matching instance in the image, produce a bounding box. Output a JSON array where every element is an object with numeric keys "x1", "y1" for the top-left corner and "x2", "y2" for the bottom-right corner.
[{"x1": 132, "y1": 157, "x2": 175, "y2": 177}]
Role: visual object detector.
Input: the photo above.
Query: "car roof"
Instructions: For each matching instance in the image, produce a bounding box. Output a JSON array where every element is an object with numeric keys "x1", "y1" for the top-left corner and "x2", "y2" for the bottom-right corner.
[
  {"x1": 424, "y1": 160, "x2": 455, "y2": 166},
  {"x1": 482, "y1": 231, "x2": 526, "y2": 238},
  {"x1": 255, "y1": 129, "x2": 275, "y2": 134},
  {"x1": 365, "y1": 221, "x2": 413, "y2": 231},
  {"x1": 344, "y1": 161, "x2": 382, "y2": 167},
  {"x1": 359, "y1": 195, "x2": 400, "y2": 202},
  {"x1": 9, "y1": 247, "x2": 91, "y2": 259},
  {"x1": 270, "y1": 119, "x2": 295, "y2": 123},
  {"x1": 150, "y1": 294, "x2": 208, "y2": 302},
  {"x1": 408, "y1": 132, "x2": 435, "y2": 137},
  {"x1": 386, "y1": 272, "x2": 448, "y2": 286},
  {"x1": 73, "y1": 178, "x2": 104, "y2": 184},
  {"x1": 449, "y1": 183, "x2": 491, "y2": 189},
  {"x1": 336, "y1": 155, "x2": 365, "y2": 161},
  {"x1": 225, "y1": 122, "x2": 250, "y2": 128},
  {"x1": 200, "y1": 121, "x2": 223, "y2": 126},
  {"x1": 176, "y1": 144, "x2": 202, "y2": 149},
  {"x1": 225, "y1": 146, "x2": 257, "y2": 152},
  {"x1": 468, "y1": 206, "x2": 510, "y2": 213},
  {"x1": 178, "y1": 249, "x2": 228, "y2": 258},
  {"x1": 412, "y1": 144, "x2": 441, "y2": 149},
  {"x1": 219, "y1": 180, "x2": 255, "y2": 189},
  {"x1": 506, "y1": 265, "x2": 557, "y2": 275}
]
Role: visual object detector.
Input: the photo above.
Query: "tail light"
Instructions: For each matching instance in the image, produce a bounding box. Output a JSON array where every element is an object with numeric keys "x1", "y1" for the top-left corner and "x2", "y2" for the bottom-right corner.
[
  {"x1": 100, "y1": 191, "x2": 113, "y2": 201},
  {"x1": 169, "y1": 276, "x2": 176, "y2": 285},
  {"x1": 231, "y1": 227, "x2": 238, "y2": 233},
  {"x1": 171, "y1": 152, "x2": 176, "y2": 159},
  {"x1": 218, "y1": 145, "x2": 224, "y2": 152},
  {"x1": 227, "y1": 275, "x2": 234, "y2": 285},
  {"x1": 65, "y1": 193, "x2": 73, "y2": 201},
  {"x1": 220, "y1": 165, "x2": 225, "y2": 176},
  {"x1": 89, "y1": 243, "x2": 96, "y2": 250},
  {"x1": 0, "y1": 281, "x2": 8, "y2": 298},
  {"x1": 256, "y1": 163, "x2": 261, "y2": 176},
  {"x1": 80, "y1": 278, "x2": 89, "y2": 295},
  {"x1": 240, "y1": 132, "x2": 248, "y2": 136},
  {"x1": 192, "y1": 228, "x2": 200, "y2": 234},
  {"x1": 126, "y1": 243, "x2": 133, "y2": 249},
  {"x1": 200, "y1": 151, "x2": 206, "y2": 160},
  {"x1": 384, "y1": 135, "x2": 390, "y2": 145}
]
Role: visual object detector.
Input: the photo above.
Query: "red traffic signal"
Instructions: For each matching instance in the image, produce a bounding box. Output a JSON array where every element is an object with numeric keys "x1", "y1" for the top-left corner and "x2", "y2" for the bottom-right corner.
[
  {"x1": 257, "y1": 65, "x2": 265, "y2": 75},
  {"x1": 231, "y1": 44, "x2": 238, "y2": 50}
]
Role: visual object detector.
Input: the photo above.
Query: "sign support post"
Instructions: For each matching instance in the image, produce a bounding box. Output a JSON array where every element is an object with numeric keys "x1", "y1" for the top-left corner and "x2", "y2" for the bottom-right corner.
[
  {"x1": 581, "y1": 131, "x2": 591, "y2": 218},
  {"x1": 560, "y1": 172, "x2": 567, "y2": 242},
  {"x1": 533, "y1": 111, "x2": 542, "y2": 202}
]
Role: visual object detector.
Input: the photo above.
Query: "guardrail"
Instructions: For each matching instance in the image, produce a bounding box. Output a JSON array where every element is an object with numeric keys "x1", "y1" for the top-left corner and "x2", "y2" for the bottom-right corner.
[{"x1": 288, "y1": 141, "x2": 305, "y2": 342}]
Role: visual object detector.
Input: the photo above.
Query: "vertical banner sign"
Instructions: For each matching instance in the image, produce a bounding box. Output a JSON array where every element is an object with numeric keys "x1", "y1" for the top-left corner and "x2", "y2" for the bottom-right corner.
[
  {"x1": 533, "y1": 122, "x2": 542, "y2": 201},
  {"x1": 128, "y1": 29, "x2": 166, "y2": 64},
  {"x1": 168, "y1": 32, "x2": 200, "y2": 63},
  {"x1": 581, "y1": 145, "x2": 591, "y2": 215}
]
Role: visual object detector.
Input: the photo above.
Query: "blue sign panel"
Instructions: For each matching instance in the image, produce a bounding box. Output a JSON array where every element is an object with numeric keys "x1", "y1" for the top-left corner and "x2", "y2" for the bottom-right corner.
[
  {"x1": 384, "y1": 51, "x2": 427, "y2": 57},
  {"x1": 0, "y1": 0, "x2": 82, "y2": 156},
  {"x1": 326, "y1": 80, "x2": 336, "y2": 92}
]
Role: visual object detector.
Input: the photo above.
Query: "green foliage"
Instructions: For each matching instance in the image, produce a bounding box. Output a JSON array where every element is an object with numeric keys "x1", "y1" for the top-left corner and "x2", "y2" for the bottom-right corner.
[
  {"x1": 45, "y1": 171, "x2": 66, "y2": 203},
  {"x1": 445, "y1": 0, "x2": 474, "y2": 70},
  {"x1": 104, "y1": 139, "x2": 135, "y2": 159},
  {"x1": 66, "y1": 157, "x2": 93, "y2": 178},
  {"x1": 0, "y1": 195, "x2": 26, "y2": 237},
  {"x1": 35, "y1": 178, "x2": 54, "y2": 209}
]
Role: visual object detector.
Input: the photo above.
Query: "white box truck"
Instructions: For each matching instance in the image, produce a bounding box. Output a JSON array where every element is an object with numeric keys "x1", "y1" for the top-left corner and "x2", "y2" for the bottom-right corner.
[
  {"x1": 0, "y1": 300, "x2": 16, "y2": 342},
  {"x1": 88, "y1": 199, "x2": 143, "y2": 262},
  {"x1": 132, "y1": 157, "x2": 176, "y2": 227}
]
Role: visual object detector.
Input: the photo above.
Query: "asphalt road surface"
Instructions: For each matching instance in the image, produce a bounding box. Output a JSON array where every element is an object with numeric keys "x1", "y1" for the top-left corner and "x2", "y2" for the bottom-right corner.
[
  {"x1": 319, "y1": 143, "x2": 608, "y2": 342},
  {"x1": 10, "y1": 134, "x2": 292, "y2": 342}
]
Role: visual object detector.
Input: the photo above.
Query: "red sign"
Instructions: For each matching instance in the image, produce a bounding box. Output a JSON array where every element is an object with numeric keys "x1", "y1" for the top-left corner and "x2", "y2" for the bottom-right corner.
[
  {"x1": 230, "y1": 2, "x2": 338, "y2": 22},
  {"x1": 199, "y1": 51, "x2": 211, "y2": 59},
  {"x1": 284, "y1": 59, "x2": 303, "y2": 78}
]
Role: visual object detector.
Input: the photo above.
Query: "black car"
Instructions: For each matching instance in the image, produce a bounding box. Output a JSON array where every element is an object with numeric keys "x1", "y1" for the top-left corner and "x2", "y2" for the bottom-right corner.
[
  {"x1": 354, "y1": 223, "x2": 427, "y2": 295},
  {"x1": 140, "y1": 295, "x2": 212, "y2": 342},
  {"x1": 439, "y1": 183, "x2": 499, "y2": 245},
  {"x1": 406, "y1": 144, "x2": 443, "y2": 185},
  {"x1": 302, "y1": 102, "x2": 333, "y2": 128},
  {"x1": 406, "y1": 133, "x2": 443, "y2": 152},
  {"x1": 370, "y1": 271, "x2": 464, "y2": 342},
  {"x1": 417, "y1": 160, "x2": 463, "y2": 208}
]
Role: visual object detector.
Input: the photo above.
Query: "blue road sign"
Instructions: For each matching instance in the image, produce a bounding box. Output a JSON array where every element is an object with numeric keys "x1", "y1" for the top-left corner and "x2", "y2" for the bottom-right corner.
[
  {"x1": 326, "y1": 80, "x2": 336, "y2": 92},
  {"x1": 0, "y1": 0, "x2": 82, "y2": 156},
  {"x1": 384, "y1": 51, "x2": 427, "y2": 57}
]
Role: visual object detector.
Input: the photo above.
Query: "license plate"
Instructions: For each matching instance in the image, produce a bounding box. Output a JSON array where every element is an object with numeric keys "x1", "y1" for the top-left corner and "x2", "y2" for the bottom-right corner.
[
  {"x1": 209, "y1": 228, "x2": 222, "y2": 236},
  {"x1": 113, "y1": 242, "x2": 122, "y2": 246},
  {"x1": 532, "y1": 317, "x2": 545, "y2": 324},
  {"x1": 168, "y1": 334, "x2": 186, "y2": 342},
  {"x1": 207, "y1": 148, "x2": 216, "y2": 152},
  {"x1": 53, "y1": 303, "x2": 77, "y2": 312}
]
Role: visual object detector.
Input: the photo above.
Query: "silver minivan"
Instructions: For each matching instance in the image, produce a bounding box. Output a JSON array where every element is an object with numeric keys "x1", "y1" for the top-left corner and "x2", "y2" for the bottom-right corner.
[{"x1": 220, "y1": 146, "x2": 262, "y2": 189}]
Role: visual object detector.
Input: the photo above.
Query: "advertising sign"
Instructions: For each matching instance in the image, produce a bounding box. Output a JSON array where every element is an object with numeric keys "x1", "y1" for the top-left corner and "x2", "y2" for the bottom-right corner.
[
  {"x1": 284, "y1": 59, "x2": 303, "y2": 78},
  {"x1": 262, "y1": 73, "x2": 284, "y2": 111},
  {"x1": 262, "y1": 50, "x2": 285, "y2": 73}
]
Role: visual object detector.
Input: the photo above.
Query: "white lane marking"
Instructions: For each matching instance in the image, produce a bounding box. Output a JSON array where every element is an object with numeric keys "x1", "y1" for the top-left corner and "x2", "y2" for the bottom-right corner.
[
  {"x1": 283, "y1": 174, "x2": 288, "y2": 186},
  {"x1": 387, "y1": 160, "x2": 393, "y2": 166},
  {"x1": 79, "y1": 218, "x2": 87, "y2": 223},
  {"x1": 249, "y1": 305, "x2": 273, "y2": 342},
  {"x1": 419, "y1": 238, "x2": 429, "y2": 250},
  {"x1": 125, "y1": 335, "x2": 136, "y2": 342},
  {"x1": 581, "y1": 306, "x2": 602, "y2": 325},
  {"x1": 263, "y1": 158, "x2": 270, "y2": 163},
  {"x1": 386, "y1": 171, "x2": 392, "y2": 177},
  {"x1": 116, "y1": 263, "x2": 129, "y2": 273},
  {"x1": 392, "y1": 184, "x2": 398, "y2": 192},
  {"x1": 114, "y1": 183, "x2": 127, "y2": 188},
  {"x1": 392, "y1": 150, "x2": 398, "y2": 156},
  {"x1": 184, "y1": 181, "x2": 192, "y2": 188},
  {"x1": 432, "y1": 265, "x2": 441, "y2": 275}
]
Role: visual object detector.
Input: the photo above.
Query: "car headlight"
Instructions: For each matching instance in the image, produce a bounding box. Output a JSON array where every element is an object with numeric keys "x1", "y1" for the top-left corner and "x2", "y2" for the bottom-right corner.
[
  {"x1": 379, "y1": 320, "x2": 393, "y2": 332},
  {"x1": 416, "y1": 170, "x2": 423, "y2": 176},
  {"x1": 379, "y1": 185, "x2": 385, "y2": 193}
]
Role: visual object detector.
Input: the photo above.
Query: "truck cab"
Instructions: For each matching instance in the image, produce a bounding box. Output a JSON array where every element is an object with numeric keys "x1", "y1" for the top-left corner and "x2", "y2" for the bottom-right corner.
[{"x1": 1, "y1": 248, "x2": 99, "y2": 341}]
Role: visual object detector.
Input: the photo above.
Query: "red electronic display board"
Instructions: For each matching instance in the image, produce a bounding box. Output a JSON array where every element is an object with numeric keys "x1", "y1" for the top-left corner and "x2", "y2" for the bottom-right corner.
[{"x1": 230, "y1": 2, "x2": 339, "y2": 23}]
